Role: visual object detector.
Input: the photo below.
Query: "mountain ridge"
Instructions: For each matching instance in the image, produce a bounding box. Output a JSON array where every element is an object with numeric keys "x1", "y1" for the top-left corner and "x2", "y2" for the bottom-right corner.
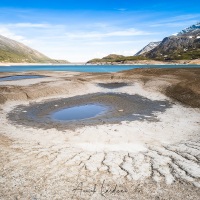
[
  {"x1": 87, "y1": 22, "x2": 200, "y2": 64},
  {"x1": 177, "y1": 22, "x2": 200, "y2": 36},
  {"x1": 145, "y1": 23, "x2": 200, "y2": 60},
  {"x1": 0, "y1": 34, "x2": 69, "y2": 63}
]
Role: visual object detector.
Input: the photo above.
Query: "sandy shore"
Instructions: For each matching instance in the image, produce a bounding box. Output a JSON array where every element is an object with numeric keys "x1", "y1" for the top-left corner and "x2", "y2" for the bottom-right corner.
[{"x1": 0, "y1": 69, "x2": 200, "y2": 199}]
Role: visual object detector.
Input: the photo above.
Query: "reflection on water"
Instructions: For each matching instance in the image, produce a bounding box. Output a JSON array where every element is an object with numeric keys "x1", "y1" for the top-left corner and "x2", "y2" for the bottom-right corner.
[{"x1": 51, "y1": 104, "x2": 107, "y2": 121}]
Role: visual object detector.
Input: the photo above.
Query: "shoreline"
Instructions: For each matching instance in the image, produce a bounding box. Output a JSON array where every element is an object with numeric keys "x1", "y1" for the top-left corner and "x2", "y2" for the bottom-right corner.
[
  {"x1": 0, "y1": 63, "x2": 87, "y2": 66},
  {"x1": 1, "y1": 59, "x2": 200, "y2": 67},
  {"x1": 86, "y1": 58, "x2": 200, "y2": 65}
]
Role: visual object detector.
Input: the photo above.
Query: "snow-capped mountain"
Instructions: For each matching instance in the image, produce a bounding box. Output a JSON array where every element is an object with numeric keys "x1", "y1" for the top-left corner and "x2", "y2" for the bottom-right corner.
[
  {"x1": 87, "y1": 22, "x2": 200, "y2": 63},
  {"x1": 177, "y1": 22, "x2": 200, "y2": 36},
  {"x1": 145, "y1": 22, "x2": 200, "y2": 60},
  {"x1": 135, "y1": 41, "x2": 161, "y2": 56}
]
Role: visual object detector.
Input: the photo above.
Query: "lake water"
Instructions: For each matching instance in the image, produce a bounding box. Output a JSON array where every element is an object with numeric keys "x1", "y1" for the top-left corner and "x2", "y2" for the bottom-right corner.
[
  {"x1": 0, "y1": 75, "x2": 46, "y2": 81},
  {"x1": 51, "y1": 104, "x2": 107, "y2": 121},
  {"x1": 0, "y1": 64, "x2": 199, "y2": 73}
]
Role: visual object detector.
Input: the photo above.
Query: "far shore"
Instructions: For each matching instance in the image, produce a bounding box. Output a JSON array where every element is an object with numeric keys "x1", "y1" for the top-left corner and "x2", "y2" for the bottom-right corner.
[
  {"x1": 86, "y1": 59, "x2": 200, "y2": 65},
  {"x1": 0, "y1": 59, "x2": 200, "y2": 66},
  {"x1": 0, "y1": 62, "x2": 87, "y2": 66}
]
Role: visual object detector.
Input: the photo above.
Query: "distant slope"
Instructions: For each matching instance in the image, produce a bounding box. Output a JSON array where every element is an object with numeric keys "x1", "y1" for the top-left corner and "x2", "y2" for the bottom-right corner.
[
  {"x1": 145, "y1": 23, "x2": 200, "y2": 60},
  {"x1": 87, "y1": 54, "x2": 147, "y2": 64},
  {"x1": 0, "y1": 34, "x2": 69, "y2": 63},
  {"x1": 88, "y1": 54, "x2": 125, "y2": 63},
  {"x1": 135, "y1": 41, "x2": 161, "y2": 56}
]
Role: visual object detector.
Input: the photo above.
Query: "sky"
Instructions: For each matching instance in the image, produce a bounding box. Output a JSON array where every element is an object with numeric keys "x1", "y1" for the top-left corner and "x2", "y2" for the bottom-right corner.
[{"x1": 0, "y1": 0, "x2": 200, "y2": 62}]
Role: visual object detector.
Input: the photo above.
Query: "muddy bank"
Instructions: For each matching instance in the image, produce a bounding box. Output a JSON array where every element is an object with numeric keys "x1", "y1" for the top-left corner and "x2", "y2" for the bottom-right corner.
[
  {"x1": 0, "y1": 68, "x2": 200, "y2": 108},
  {"x1": 116, "y1": 68, "x2": 200, "y2": 108}
]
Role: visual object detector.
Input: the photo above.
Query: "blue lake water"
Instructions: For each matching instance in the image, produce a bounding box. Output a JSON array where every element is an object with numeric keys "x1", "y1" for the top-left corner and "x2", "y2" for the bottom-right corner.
[
  {"x1": 51, "y1": 104, "x2": 107, "y2": 121},
  {"x1": 0, "y1": 64, "x2": 199, "y2": 73},
  {"x1": 0, "y1": 75, "x2": 46, "y2": 81}
]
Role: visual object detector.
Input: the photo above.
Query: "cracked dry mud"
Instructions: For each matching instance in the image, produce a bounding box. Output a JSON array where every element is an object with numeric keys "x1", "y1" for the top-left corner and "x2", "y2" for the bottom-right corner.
[
  {"x1": 0, "y1": 69, "x2": 200, "y2": 199},
  {"x1": 1, "y1": 137, "x2": 200, "y2": 199}
]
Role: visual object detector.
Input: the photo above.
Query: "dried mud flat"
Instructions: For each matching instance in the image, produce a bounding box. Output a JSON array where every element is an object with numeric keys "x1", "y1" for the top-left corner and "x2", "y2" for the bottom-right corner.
[{"x1": 0, "y1": 68, "x2": 200, "y2": 199}]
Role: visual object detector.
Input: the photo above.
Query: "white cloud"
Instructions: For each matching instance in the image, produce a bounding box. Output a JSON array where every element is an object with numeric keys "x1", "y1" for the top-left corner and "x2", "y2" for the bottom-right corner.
[
  {"x1": 66, "y1": 28, "x2": 151, "y2": 39},
  {"x1": 0, "y1": 24, "x2": 156, "y2": 62},
  {"x1": 84, "y1": 39, "x2": 152, "y2": 47},
  {"x1": 8, "y1": 23, "x2": 50, "y2": 28},
  {"x1": 0, "y1": 27, "x2": 31, "y2": 44},
  {"x1": 111, "y1": 50, "x2": 138, "y2": 56},
  {"x1": 150, "y1": 21, "x2": 197, "y2": 28},
  {"x1": 149, "y1": 14, "x2": 200, "y2": 28},
  {"x1": 167, "y1": 14, "x2": 200, "y2": 22}
]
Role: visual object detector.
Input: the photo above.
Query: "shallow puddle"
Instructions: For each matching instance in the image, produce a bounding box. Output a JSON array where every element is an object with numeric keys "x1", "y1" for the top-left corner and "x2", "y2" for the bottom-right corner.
[
  {"x1": 51, "y1": 104, "x2": 107, "y2": 121},
  {"x1": 0, "y1": 75, "x2": 46, "y2": 82}
]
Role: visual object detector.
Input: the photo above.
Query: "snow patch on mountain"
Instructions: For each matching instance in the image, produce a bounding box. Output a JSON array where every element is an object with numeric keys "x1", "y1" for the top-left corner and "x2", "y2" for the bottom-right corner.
[{"x1": 135, "y1": 41, "x2": 161, "y2": 56}]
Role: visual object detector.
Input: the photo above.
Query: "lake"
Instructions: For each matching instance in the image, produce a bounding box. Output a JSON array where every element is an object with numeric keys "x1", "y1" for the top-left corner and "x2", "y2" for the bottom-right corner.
[{"x1": 0, "y1": 64, "x2": 199, "y2": 73}]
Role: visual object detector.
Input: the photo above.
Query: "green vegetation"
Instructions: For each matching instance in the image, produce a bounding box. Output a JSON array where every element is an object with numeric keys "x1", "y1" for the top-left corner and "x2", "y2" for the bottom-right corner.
[
  {"x1": 151, "y1": 49, "x2": 200, "y2": 61},
  {"x1": 87, "y1": 54, "x2": 148, "y2": 63},
  {"x1": 0, "y1": 50, "x2": 52, "y2": 63},
  {"x1": 0, "y1": 50, "x2": 26, "y2": 63},
  {"x1": 0, "y1": 49, "x2": 69, "y2": 63}
]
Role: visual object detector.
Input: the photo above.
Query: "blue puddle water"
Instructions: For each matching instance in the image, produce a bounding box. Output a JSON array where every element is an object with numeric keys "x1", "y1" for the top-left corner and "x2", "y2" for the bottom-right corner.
[
  {"x1": 51, "y1": 104, "x2": 108, "y2": 121},
  {"x1": 0, "y1": 75, "x2": 46, "y2": 81}
]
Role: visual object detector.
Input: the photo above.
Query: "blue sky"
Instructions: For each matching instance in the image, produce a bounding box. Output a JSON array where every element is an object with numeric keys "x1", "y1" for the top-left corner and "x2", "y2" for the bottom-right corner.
[{"x1": 0, "y1": 0, "x2": 199, "y2": 62}]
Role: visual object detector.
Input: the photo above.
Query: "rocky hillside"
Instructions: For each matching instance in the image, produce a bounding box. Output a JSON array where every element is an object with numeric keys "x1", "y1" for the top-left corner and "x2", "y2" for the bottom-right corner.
[
  {"x1": 87, "y1": 22, "x2": 200, "y2": 64},
  {"x1": 145, "y1": 23, "x2": 200, "y2": 60},
  {"x1": 135, "y1": 41, "x2": 161, "y2": 56},
  {"x1": 0, "y1": 34, "x2": 68, "y2": 63}
]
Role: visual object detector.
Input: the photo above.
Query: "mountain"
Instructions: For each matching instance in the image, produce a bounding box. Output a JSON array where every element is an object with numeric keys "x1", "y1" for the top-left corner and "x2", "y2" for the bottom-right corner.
[
  {"x1": 177, "y1": 22, "x2": 200, "y2": 36},
  {"x1": 145, "y1": 22, "x2": 200, "y2": 60},
  {"x1": 88, "y1": 54, "x2": 125, "y2": 63},
  {"x1": 0, "y1": 34, "x2": 69, "y2": 63},
  {"x1": 87, "y1": 54, "x2": 147, "y2": 64},
  {"x1": 135, "y1": 41, "x2": 161, "y2": 56},
  {"x1": 87, "y1": 22, "x2": 200, "y2": 64}
]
